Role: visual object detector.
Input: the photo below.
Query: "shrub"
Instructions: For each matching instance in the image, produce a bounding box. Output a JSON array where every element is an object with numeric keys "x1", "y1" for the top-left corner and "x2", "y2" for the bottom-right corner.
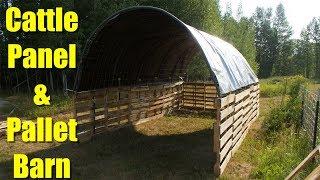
[
  {"x1": 259, "y1": 76, "x2": 309, "y2": 98},
  {"x1": 260, "y1": 83, "x2": 285, "y2": 97},
  {"x1": 262, "y1": 76, "x2": 307, "y2": 136},
  {"x1": 251, "y1": 130, "x2": 310, "y2": 179}
]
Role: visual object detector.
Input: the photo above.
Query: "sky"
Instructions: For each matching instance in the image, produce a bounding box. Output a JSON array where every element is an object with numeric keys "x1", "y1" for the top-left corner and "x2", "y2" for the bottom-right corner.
[{"x1": 219, "y1": 0, "x2": 320, "y2": 39}]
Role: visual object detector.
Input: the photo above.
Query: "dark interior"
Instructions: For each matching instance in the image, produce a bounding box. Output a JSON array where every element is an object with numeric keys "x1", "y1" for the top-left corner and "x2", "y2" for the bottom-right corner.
[{"x1": 76, "y1": 8, "x2": 200, "y2": 91}]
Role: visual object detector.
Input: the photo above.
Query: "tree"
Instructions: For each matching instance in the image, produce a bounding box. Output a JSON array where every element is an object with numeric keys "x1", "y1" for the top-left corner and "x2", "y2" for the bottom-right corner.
[
  {"x1": 272, "y1": 3, "x2": 293, "y2": 76},
  {"x1": 292, "y1": 28, "x2": 314, "y2": 78},
  {"x1": 308, "y1": 18, "x2": 320, "y2": 79},
  {"x1": 252, "y1": 7, "x2": 277, "y2": 78}
]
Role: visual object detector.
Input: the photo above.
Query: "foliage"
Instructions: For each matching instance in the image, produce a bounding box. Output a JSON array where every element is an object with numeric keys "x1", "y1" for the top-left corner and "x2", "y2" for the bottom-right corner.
[
  {"x1": 252, "y1": 7, "x2": 277, "y2": 78},
  {"x1": 262, "y1": 76, "x2": 308, "y2": 135},
  {"x1": 307, "y1": 18, "x2": 320, "y2": 79},
  {"x1": 186, "y1": 53, "x2": 212, "y2": 81},
  {"x1": 222, "y1": 92, "x2": 312, "y2": 179},
  {"x1": 272, "y1": 3, "x2": 293, "y2": 76},
  {"x1": 259, "y1": 79, "x2": 286, "y2": 97},
  {"x1": 222, "y1": 9, "x2": 259, "y2": 74},
  {"x1": 3, "y1": 93, "x2": 72, "y2": 119},
  {"x1": 251, "y1": 130, "x2": 310, "y2": 179}
]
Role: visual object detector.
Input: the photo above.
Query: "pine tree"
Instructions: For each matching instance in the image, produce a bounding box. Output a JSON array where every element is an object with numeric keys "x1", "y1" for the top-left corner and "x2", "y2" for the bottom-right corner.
[
  {"x1": 272, "y1": 3, "x2": 293, "y2": 76},
  {"x1": 252, "y1": 7, "x2": 277, "y2": 78},
  {"x1": 308, "y1": 18, "x2": 320, "y2": 79},
  {"x1": 293, "y1": 28, "x2": 314, "y2": 78}
]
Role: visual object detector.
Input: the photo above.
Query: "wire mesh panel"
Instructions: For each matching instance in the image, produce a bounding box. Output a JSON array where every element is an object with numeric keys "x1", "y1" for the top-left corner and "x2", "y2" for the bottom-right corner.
[{"x1": 301, "y1": 88, "x2": 320, "y2": 148}]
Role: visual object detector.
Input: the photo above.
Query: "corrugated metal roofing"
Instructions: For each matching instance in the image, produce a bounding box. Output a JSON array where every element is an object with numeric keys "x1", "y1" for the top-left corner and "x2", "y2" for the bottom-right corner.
[{"x1": 75, "y1": 6, "x2": 258, "y2": 95}]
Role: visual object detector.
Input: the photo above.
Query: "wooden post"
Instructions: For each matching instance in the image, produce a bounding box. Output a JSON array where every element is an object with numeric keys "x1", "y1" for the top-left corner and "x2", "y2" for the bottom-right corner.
[
  {"x1": 117, "y1": 90, "x2": 121, "y2": 125},
  {"x1": 73, "y1": 93, "x2": 77, "y2": 119},
  {"x1": 128, "y1": 89, "x2": 133, "y2": 122},
  {"x1": 204, "y1": 82, "x2": 206, "y2": 110},
  {"x1": 182, "y1": 83, "x2": 185, "y2": 108},
  {"x1": 104, "y1": 89, "x2": 108, "y2": 128},
  {"x1": 91, "y1": 93, "x2": 96, "y2": 136},
  {"x1": 213, "y1": 100, "x2": 221, "y2": 177},
  {"x1": 300, "y1": 87, "x2": 305, "y2": 128},
  {"x1": 194, "y1": 84, "x2": 196, "y2": 108}
]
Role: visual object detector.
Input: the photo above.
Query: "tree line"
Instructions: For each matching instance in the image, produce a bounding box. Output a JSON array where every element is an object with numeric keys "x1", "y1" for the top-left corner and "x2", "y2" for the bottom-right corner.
[
  {"x1": 0, "y1": 0, "x2": 318, "y2": 93},
  {"x1": 253, "y1": 4, "x2": 320, "y2": 79}
]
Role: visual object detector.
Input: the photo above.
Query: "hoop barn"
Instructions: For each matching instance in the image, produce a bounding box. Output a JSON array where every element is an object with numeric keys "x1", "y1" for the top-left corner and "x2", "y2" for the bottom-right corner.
[{"x1": 73, "y1": 7, "x2": 260, "y2": 176}]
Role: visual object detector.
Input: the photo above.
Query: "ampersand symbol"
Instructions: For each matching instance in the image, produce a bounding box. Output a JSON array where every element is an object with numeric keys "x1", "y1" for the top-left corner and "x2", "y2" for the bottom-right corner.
[{"x1": 33, "y1": 84, "x2": 51, "y2": 106}]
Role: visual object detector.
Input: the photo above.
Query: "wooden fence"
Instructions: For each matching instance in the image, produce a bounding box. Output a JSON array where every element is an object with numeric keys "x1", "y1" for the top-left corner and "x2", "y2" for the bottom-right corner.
[
  {"x1": 182, "y1": 82, "x2": 219, "y2": 110},
  {"x1": 213, "y1": 83, "x2": 260, "y2": 175},
  {"x1": 73, "y1": 81, "x2": 260, "y2": 176},
  {"x1": 74, "y1": 81, "x2": 183, "y2": 141}
]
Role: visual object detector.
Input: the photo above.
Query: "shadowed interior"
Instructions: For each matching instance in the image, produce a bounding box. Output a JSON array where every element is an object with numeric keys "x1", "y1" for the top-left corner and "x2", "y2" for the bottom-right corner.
[{"x1": 76, "y1": 8, "x2": 201, "y2": 91}]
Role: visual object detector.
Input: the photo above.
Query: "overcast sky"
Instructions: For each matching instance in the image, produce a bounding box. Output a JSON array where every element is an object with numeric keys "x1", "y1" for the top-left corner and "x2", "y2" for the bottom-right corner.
[{"x1": 219, "y1": 0, "x2": 320, "y2": 39}]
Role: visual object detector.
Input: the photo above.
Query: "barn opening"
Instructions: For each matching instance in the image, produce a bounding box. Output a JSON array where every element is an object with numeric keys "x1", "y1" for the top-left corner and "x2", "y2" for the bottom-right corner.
[{"x1": 73, "y1": 6, "x2": 260, "y2": 176}]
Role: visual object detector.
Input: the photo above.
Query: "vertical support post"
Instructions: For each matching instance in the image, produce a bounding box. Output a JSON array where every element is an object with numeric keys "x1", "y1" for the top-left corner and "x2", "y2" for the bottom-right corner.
[
  {"x1": 104, "y1": 89, "x2": 108, "y2": 128},
  {"x1": 91, "y1": 92, "x2": 96, "y2": 136},
  {"x1": 204, "y1": 82, "x2": 206, "y2": 110},
  {"x1": 177, "y1": 85, "x2": 180, "y2": 110},
  {"x1": 138, "y1": 91, "x2": 141, "y2": 120},
  {"x1": 213, "y1": 98, "x2": 221, "y2": 177},
  {"x1": 182, "y1": 83, "x2": 185, "y2": 108},
  {"x1": 300, "y1": 88, "x2": 305, "y2": 130},
  {"x1": 73, "y1": 93, "x2": 77, "y2": 119},
  {"x1": 117, "y1": 90, "x2": 121, "y2": 125},
  {"x1": 73, "y1": 93, "x2": 78, "y2": 137},
  {"x1": 128, "y1": 88, "x2": 133, "y2": 122},
  {"x1": 194, "y1": 84, "x2": 196, "y2": 108},
  {"x1": 313, "y1": 92, "x2": 320, "y2": 149}
]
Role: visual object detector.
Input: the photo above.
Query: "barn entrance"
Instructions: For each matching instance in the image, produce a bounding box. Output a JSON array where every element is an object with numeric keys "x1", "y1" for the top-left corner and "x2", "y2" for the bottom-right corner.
[{"x1": 73, "y1": 7, "x2": 260, "y2": 177}]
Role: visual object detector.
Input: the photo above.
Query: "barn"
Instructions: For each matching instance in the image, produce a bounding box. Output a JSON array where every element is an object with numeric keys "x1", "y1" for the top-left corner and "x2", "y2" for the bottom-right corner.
[{"x1": 73, "y1": 6, "x2": 260, "y2": 176}]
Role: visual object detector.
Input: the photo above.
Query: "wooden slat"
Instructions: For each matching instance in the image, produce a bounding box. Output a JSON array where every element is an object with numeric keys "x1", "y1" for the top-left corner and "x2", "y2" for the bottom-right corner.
[
  {"x1": 220, "y1": 127, "x2": 233, "y2": 148},
  {"x1": 220, "y1": 116, "x2": 233, "y2": 134},
  {"x1": 220, "y1": 151, "x2": 232, "y2": 174},
  {"x1": 220, "y1": 94, "x2": 235, "y2": 108},
  {"x1": 221, "y1": 105, "x2": 234, "y2": 120},
  {"x1": 235, "y1": 89, "x2": 250, "y2": 103},
  {"x1": 233, "y1": 115, "x2": 243, "y2": 129},
  {"x1": 220, "y1": 138, "x2": 232, "y2": 162}
]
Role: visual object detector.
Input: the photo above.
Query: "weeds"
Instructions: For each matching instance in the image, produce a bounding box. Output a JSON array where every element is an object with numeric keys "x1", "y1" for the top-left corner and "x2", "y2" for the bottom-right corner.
[{"x1": 3, "y1": 93, "x2": 72, "y2": 118}]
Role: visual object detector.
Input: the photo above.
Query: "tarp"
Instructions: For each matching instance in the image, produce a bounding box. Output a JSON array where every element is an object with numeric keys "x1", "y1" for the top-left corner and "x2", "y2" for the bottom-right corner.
[
  {"x1": 75, "y1": 6, "x2": 258, "y2": 95},
  {"x1": 185, "y1": 25, "x2": 258, "y2": 94}
]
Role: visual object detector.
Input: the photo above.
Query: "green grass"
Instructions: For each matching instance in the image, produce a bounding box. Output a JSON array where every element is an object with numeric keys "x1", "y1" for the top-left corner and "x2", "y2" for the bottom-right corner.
[
  {"x1": 2, "y1": 92, "x2": 72, "y2": 119},
  {"x1": 0, "y1": 111, "x2": 216, "y2": 179},
  {"x1": 259, "y1": 76, "x2": 318, "y2": 97},
  {"x1": 222, "y1": 75, "x2": 317, "y2": 179}
]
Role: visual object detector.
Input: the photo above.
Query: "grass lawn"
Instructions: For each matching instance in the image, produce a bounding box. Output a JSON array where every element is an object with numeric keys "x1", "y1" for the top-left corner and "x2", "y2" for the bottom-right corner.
[
  {"x1": 0, "y1": 92, "x2": 72, "y2": 119},
  {"x1": 0, "y1": 111, "x2": 216, "y2": 179}
]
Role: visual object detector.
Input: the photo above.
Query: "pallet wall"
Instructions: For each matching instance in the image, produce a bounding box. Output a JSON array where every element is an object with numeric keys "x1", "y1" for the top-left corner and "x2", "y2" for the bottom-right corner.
[
  {"x1": 74, "y1": 82, "x2": 183, "y2": 141},
  {"x1": 213, "y1": 83, "x2": 260, "y2": 176},
  {"x1": 182, "y1": 82, "x2": 219, "y2": 110},
  {"x1": 74, "y1": 81, "x2": 260, "y2": 176}
]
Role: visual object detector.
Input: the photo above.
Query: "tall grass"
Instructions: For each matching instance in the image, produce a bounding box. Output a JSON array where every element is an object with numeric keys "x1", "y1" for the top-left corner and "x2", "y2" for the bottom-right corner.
[
  {"x1": 260, "y1": 76, "x2": 309, "y2": 98},
  {"x1": 253, "y1": 76, "x2": 312, "y2": 178},
  {"x1": 4, "y1": 93, "x2": 72, "y2": 119}
]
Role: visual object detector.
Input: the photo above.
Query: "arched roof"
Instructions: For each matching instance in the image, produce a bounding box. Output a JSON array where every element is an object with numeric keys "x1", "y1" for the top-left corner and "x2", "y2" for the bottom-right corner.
[{"x1": 75, "y1": 6, "x2": 258, "y2": 95}]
